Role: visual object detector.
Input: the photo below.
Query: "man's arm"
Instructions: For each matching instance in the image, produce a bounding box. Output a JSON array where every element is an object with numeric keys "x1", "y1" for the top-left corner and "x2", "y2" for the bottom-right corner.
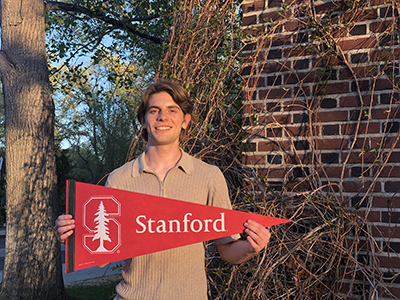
[{"x1": 217, "y1": 219, "x2": 271, "y2": 265}]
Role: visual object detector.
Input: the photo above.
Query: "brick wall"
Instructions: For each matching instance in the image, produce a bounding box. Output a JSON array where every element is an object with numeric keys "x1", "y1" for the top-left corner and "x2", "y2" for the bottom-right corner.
[{"x1": 242, "y1": 0, "x2": 400, "y2": 298}]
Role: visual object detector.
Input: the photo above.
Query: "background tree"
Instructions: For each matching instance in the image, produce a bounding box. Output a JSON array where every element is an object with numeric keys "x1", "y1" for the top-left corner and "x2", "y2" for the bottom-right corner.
[
  {"x1": 0, "y1": 0, "x2": 66, "y2": 298},
  {"x1": 51, "y1": 50, "x2": 148, "y2": 185}
]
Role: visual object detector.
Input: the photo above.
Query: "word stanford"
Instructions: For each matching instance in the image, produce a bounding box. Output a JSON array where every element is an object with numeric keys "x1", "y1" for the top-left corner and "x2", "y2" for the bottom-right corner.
[{"x1": 136, "y1": 212, "x2": 227, "y2": 234}]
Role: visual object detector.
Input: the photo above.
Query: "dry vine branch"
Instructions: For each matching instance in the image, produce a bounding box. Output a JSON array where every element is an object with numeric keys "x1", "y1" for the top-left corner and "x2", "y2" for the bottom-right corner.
[{"x1": 125, "y1": 0, "x2": 400, "y2": 299}]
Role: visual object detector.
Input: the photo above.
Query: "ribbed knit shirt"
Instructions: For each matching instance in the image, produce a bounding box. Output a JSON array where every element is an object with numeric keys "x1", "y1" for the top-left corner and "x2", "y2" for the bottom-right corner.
[{"x1": 105, "y1": 150, "x2": 239, "y2": 300}]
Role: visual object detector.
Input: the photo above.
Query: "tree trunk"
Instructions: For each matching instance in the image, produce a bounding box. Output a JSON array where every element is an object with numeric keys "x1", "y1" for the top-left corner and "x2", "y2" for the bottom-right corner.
[{"x1": 0, "y1": 0, "x2": 67, "y2": 298}]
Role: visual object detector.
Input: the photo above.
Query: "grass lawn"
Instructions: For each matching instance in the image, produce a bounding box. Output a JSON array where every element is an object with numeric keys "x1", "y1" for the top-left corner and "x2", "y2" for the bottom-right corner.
[{"x1": 65, "y1": 275, "x2": 120, "y2": 300}]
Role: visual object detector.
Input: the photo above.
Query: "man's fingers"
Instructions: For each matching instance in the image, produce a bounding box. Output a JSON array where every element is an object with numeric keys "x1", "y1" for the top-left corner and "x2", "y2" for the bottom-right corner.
[
  {"x1": 54, "y1": 214, "x2": 75, "y2": 243},
  {"x1": 58, "y1": 230, "x2": 74, "y2": 243},
  {"x1": 244, "y1": 220, "x2": 271, "y2": 252}
]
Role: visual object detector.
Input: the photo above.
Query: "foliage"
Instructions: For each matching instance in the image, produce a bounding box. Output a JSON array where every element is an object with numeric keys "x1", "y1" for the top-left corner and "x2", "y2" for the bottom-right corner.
[
  {"x1": 46, "y1": 0, "x2": 172, "y2": 70},
  {"x1": 50, "y1": 50, "x2": 148, "y2": 185}
]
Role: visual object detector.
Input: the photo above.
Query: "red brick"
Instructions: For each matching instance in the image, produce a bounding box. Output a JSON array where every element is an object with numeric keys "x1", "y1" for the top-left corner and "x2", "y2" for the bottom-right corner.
[
  {"x1": 388, "y1": 152, "x2": 400, "y2": 163},
  {"x1": 339, "y1": 95, "x2": 378, "y2": 107},
  {"x1": 339, "y1": 37, "x2": 377, "y2": 51},
  {"x1": 242, "y1": 154, "x2": 266, "y2": 165},
  {"x1": 260, "y1": 10, "x2": 286, "y2": 23},
  {"x1": 285, "y1": 124, "x2": 310, "y2": 137},
  {"x1": 372, "y1": 225, "x2": 400, "y2": 239},
  {"x1": 375, "y1": 78, "x2": 397, "y2": 90},
  {"x1": 243, "y1": 1, "x2": 265, "y2": 13},
  {"x1": 259, "y1": 87, "x2": 291, "y2": 100},
  {"x1": 315, "y1": 138, "x2": 349, "y2": 150},
  {"x1": 372, "y1": 107, "x2": 400, "y2": 120},
  {"x1": 371, "y1": 136, "x2": 400, "y2": 149},
  {"x1": 314, "y1": 1, "x2": 342, "y2": 14},
  {"x1": 358, "y1": 8, "x2": 378, "y2": 21},
  {"x1": 378, "y1": 255, "x2": 400, "y2": 269},
  {"x1": 259, "y1": 61, "x2": 291, "y2": 74},
  {"x1": 282, "y1": 99, "x2": 306, "y2": 112},
  {"x1": 341, "y1": 122, "x2": 381, "y2": 135},
  {"x1": 313, "y1": 56, "x2": 343, "y2": 68},
  {"x1": 258, "y1": 140, "x2": 290, "y2": 151},
  {"x1": 343, "y1": 151, "x2": 378, "y2": 164},
  {"x1": 284, "y1": 71, "x2": 315, "y2": 84},
  {"x1": 242, "y1": 15, "x2": 257, "y2": 26},
  {"x1": 242, "y1": 26, "x2": 267, "y2": 39},
  {"x1": 385, "y1": 181, "x2": 400, "y2": 193},
  {"x1": 284, "y1": 19, "x2": 300, "y2": 31},
  {"x1": 371, "y1": 48, "x2": 400, "y2": 62},
  {"x1": 248, "y1": 76, "x2": 265, "y2": 88},
  {"x1": 317, "y1": 110, "x2": 349, "y2": 122},
  {"x1": 355, "y1": 209, "x2": 381, "y2": 222},
  {"x1": 370, "y1": 0, "x2": 388, "y2": 5},
  {"x1": 242, "y1": 102, "x2": 265, "y2": 114},
  {"x1": 271, "y1": 34, "x2": 292, "y2": 47},
  {"x1": 370, "y1": 20, "x2": 393, "y2": 33},
  {"x1": 243, "y1": 126, "x2": 265, "y2": 137},
  {"x1": 288, "y1": 153, "x2": 313, "y2": 164},
  {"x1": 351, "y1": 136, "x2": 369, "y2": 149},
  {"x1": 319, "y1": 166, "x2": 348, "y2": 178},
  {"x1": 258, "y1": 113, "x2": 291, "y2": 124},
  {"x1": 283, "y1": 44, "x2": 316, "y2": 58},
  {"x1": 324, "y1": 82, "x2": 349, "y2": 95},
  {"x1": 374, "y1": 166, "x2": 400, "y2": 178},
  {"x1": 377, "y1": 285, "x2": 400, "y2": 299},
  {"x1": 372, "y1": 196, "x2": 400, "y2": 209},
  {"x1": 343, "y1": 180, "x2": 381, "y2": 192},
  {"x1": 339, "y1": 66, "x2": 378, "y2": 80},
  {"x1": 257, "y1": 167, "x2": 288, "y2": 178}
]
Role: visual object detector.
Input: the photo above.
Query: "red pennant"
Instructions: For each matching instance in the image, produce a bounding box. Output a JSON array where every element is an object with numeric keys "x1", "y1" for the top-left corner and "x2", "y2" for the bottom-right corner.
[{"x1": 65, "y1": 180, "x2": 291, "y2": 273}]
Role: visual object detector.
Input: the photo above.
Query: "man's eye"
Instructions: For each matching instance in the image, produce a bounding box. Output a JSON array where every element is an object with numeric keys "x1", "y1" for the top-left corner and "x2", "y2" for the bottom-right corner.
[{"x1": 148, "y1": 109, "x2": 158, "y2": 114}]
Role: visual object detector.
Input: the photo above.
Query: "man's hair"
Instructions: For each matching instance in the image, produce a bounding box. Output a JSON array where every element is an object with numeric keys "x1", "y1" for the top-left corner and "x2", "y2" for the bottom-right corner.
[{"x1": 137, "y1": 80, "x2": 193, "y2": 141}]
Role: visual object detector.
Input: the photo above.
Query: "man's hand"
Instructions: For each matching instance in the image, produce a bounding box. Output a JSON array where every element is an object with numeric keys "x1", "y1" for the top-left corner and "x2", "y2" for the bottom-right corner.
[
  {"x1": 54, "y1": 214, "x2": 75, "y2": 243},
  {"x1": 217, "y1": 219, "x2": 271, "y2": 265},
  {"x1": 244, "y1": 219, "x2": 271, "y2": 253}
]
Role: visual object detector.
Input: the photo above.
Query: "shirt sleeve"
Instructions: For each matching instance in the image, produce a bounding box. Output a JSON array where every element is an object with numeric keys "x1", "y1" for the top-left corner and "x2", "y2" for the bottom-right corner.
[{"x1": 208, "y1": 166, "x2": 241, "y2": 245}]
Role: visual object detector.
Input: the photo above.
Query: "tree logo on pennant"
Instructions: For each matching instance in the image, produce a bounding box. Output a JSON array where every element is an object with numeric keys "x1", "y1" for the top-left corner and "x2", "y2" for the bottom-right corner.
[
  {"x1": 92, "y1": 201, "x2": 112, "y2": 252},
  {"x1": 83, "y1": 196, "x2": 121, "y2": 254}
]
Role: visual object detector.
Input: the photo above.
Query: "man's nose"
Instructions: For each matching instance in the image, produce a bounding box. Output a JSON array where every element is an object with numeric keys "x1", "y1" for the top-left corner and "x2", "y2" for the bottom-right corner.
[{"x1": 157, "y1": 109, "x2": 167, "y2": 120}]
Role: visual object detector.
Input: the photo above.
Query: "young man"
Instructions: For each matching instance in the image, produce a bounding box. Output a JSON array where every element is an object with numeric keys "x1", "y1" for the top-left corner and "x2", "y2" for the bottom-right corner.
[{"x1": 55, "y1": 80, "x2": 270, "y2": 299}]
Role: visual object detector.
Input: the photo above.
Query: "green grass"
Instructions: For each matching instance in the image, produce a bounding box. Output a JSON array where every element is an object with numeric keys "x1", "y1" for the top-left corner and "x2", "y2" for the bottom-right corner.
[{"x1": 65, "y1": 278, "x2": 120, "y2": 300}]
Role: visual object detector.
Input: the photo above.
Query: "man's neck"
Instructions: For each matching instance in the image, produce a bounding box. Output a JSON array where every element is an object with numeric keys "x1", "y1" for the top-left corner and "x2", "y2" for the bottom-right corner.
[{"x1": 144, "y1": 145, "x2": 182, "y2": 180}]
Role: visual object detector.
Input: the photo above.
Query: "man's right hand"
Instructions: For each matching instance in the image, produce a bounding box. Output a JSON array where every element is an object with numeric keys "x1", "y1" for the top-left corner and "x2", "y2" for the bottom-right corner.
[{"x1": 54, "y1": 214, "x2": 75, "y2": 243}]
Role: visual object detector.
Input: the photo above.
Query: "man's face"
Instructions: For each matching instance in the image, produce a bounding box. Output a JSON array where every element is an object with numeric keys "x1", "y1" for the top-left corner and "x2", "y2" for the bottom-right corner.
[{"x1": 143, "y1": 92, "x2": 191, "y2": 147}]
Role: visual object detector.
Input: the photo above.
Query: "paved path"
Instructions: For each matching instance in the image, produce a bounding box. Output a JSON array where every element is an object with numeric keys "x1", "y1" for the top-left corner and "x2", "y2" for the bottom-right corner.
[{"x1": 0, "y1": 230, "x2": 122, "y2": 284}]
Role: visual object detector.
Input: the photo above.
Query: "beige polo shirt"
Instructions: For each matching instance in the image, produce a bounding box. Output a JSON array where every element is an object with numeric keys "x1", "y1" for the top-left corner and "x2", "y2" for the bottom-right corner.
[{"x1": 106, "y1": 150, "x2": 239, "y2": 300}]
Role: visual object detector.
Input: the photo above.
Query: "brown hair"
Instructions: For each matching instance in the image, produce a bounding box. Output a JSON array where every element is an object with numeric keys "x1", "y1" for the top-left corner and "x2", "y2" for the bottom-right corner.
[{"x1": 137, "y1": 80, "x2": 193, "y2": 141}]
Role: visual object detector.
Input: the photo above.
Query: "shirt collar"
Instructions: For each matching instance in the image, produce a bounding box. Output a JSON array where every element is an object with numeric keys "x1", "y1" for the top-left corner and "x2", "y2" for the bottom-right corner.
[{"x1": 131, "y1": 149, "x2": 193, "y2": 177}]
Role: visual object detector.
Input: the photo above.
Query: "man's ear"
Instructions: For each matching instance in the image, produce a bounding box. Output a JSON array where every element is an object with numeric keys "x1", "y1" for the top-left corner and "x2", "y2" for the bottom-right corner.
[
  {"x1": 139, "y1": 115, "x2": 146, "y2": 127},
  {"x1": 182, "y1": 114, "x2": 191, "y2": 129}
]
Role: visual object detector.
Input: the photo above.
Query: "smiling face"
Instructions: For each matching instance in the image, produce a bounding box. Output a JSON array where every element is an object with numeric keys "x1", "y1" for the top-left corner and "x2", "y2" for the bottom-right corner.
[{"x1": 143, "y1": 91, "x2": 191, "y2": 148}]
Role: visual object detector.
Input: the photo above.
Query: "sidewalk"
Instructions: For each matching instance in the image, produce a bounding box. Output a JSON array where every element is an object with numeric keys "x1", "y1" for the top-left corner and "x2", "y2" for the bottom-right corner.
[
  {"x1": 62, "y1": 243, "x2": 122, "y2": 284},
  {"x1": 62, "y1": 260, "x2": 122, "y2": 284}
]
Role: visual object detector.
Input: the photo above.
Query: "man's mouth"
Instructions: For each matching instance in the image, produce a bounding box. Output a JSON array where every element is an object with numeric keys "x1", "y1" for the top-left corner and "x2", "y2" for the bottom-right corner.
[{"x1": 155, "y1": 126, "x2": 171, "y2": 130}]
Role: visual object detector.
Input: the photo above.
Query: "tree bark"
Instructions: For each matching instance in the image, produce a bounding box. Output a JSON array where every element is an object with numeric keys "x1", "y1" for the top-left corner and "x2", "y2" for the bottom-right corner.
[{"x1": 0, "y1": 0, "x2": 66, "y2": 298}]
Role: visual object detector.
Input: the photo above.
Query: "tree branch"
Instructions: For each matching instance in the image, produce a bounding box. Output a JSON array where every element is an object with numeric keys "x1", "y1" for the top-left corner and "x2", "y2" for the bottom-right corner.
[{"x1": 44, "y1": 1, "x2": 162, "y2": 44}]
